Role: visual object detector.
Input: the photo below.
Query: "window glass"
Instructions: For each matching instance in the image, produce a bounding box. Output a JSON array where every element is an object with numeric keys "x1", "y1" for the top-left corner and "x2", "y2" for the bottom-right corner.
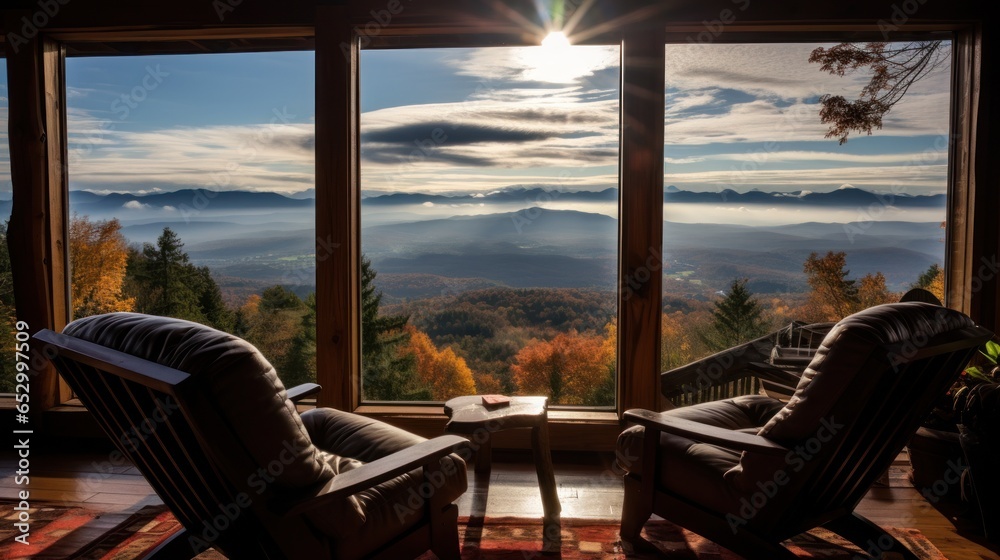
[
  {"x1": 662, "y1": 41, "x2": 951, "y2": 401},
  {"x1": 1, "y1": 57, "x2": 16, "y2": 394},
  {"x1": 65, "y1": 51, "x2": 317, "y2": 387},
  {"x1": 360, "y1": 45, "x2": 620, "y2": 405}
]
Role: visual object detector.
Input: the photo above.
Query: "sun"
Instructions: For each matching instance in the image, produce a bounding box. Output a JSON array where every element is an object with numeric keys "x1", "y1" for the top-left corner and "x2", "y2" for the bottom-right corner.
[
  {"x1": 517, "y1": 32, "x2": 612, "y2": 85},
  {"x1": 541, "y1": 31, "x2": 570, "y2": 48}
]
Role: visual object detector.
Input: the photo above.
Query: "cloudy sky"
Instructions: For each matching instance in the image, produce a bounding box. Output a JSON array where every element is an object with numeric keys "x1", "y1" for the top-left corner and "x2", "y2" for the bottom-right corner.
[{"x1": 0, "y1": 40, "x2": 950, "y2": 200}]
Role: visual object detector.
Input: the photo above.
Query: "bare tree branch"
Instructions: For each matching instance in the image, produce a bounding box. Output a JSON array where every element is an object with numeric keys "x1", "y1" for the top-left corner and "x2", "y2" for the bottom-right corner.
[{"x1": 810, "y1": 41, "x2": 946, "y2": 144}]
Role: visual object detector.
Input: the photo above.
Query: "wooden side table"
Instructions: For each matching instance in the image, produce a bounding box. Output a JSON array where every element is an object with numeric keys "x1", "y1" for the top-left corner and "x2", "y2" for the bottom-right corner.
[{"x1": 443, "y1": 395, "x2": 562, "y2": 552}]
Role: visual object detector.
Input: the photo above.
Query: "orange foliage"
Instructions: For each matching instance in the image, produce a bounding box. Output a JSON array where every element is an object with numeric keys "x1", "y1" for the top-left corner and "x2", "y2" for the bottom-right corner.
[
  {"x1": 927, "y1": 269, "x2": 945, "y2": 303},
  {"x1": 661, "y1": 311, "x2": 696, "y2": 371},
  {"x1": 405, "y1": 326, "x2": 476, "y2": 400},
  {"x1": 69, "y1": 215, "x2": 134, "y2": 317},
  {"x1": 512, "y1": 331, "x2": 612, "y2": 405}
]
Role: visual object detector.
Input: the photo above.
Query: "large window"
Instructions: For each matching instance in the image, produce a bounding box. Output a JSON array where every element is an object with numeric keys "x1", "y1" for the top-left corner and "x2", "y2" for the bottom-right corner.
[
  {"x1": 661, "y1": 41, "x2": 951, "y2": 389},
  {"x1": 359, "y1": 45, "x2": 620, "y2": 405},
  {"x1": 65, "y1": 51, "x2": 318, "y2": 387},
  {"x1": 1, "y1": 57, "x2": 16, "y2": 394}
]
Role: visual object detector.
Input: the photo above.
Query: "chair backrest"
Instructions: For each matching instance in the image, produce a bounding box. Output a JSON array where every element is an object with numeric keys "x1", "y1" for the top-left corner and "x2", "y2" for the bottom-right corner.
[
  {"x1": 34, "y1": 313, "x2": 335, "y2": 558},
  {"x1": 726, "y1": 302, "x2": 992, "y2": 536}
]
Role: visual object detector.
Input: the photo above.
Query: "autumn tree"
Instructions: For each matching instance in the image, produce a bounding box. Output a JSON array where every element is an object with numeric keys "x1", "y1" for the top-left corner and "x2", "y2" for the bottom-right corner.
[
  {"x1": 810, "y1": 41, "x2": 946, "y2": 144},
  {"x1": 69, "y1": 215, "x2": 134, "y2": 318},
  {"x1": 802, "y1": 251, "x2": 895, "y2": 322},
  {"x1": 913, "y1": 263, "x2": 945, "y2": 303},
  {"x1": 802, "y1": 251, "x2": 859, "y2": 321},
  {"x1": 661, "y1": 311, "x2": 697, "y2": 372},
  {"x1": 405, "y1": 326, "x2": 476, "y2": 400},
  {"x1": 361, "y1": 256, "x2": 429, "y2": 401},
  {"x1": 588, "y1": 320, "x2": 617, "y2": 406},
  {"x1": 512, "y1": 331, "x2": 612, "y2": 405},
  {"x1": 703, "y1": 278, "x2": 770, "y2": 350},
  {"x1": 857, "y1": 271, "x2": 893, "y2": 309}
]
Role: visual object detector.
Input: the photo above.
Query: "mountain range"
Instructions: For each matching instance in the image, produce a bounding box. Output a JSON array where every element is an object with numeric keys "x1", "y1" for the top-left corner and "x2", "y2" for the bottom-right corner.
[
  {"x1": 0, "y1": 186, "x2": 946, "y2": 300},
  {"x1": 0, "y1": 185, "x2": 944, "y2": 220}
]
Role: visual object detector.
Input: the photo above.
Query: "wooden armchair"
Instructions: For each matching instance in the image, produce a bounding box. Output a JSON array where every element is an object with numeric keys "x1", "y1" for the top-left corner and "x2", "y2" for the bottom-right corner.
[
  {"x1": 618, "y1": 302, "x2": 991, "y2": 558},
  {"x1": 35, "y1": 312, "x2": 470, "y2": 559}
]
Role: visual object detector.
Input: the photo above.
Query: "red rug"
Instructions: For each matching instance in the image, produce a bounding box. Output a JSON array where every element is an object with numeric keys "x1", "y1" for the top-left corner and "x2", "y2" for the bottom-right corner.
[
  {"x1": 0, "y1": 504, "x2": 100, "y2": 560},
  {"x1": 437, "y1": 516, "x2": 948, "y2": 559},
  {"x1": 1, "y1": 504, "x2": 949, "y2": 559},
  {"x1": 0, "y1": 503, "x2": 177, "y2": 560},
  {"x1": 74, "y1": 506, "x2": 177, "y2": 559}
]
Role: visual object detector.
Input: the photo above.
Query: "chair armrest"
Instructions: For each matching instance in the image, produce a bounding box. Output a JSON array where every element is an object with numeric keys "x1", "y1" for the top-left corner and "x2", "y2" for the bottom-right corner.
[
  {"x1": 623, "y1": 409, "x2": 789, "y2": 456},
  {"x1": 747, "y1": 362, "x2": 802, "y2": 388},
  {"x1": 272, "y1": 435, "x2": 471, "y2": 516},
  {"x1": 286, "y1": 383, "x2": 322, "y2": 403}
]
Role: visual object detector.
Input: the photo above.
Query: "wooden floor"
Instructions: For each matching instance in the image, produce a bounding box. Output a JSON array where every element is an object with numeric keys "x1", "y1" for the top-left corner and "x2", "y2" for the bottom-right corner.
[{"x1": 2, "y1": 448, "x2": 998, "y2": 559}]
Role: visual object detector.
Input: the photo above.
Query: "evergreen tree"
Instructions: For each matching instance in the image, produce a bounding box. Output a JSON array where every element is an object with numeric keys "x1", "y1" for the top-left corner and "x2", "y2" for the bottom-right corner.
[
  {"x1": 361, "y1": 255, "x2": 430, "y2": 401},
  {"x1": 130, "y1": 227, "x2": 203, "y2": 321},
  {"x1": 283, "y1": 292, "x2": 317, "y2": 387},
  {"x1": 193, "y1": 266, "x2": 235, "y2": 332},
  {"x1": 125, "y1": 227, "x2": 235, "y2": 331},
  {"x1": 704, "y1": 278, "x2": 770, "y2": 350}
]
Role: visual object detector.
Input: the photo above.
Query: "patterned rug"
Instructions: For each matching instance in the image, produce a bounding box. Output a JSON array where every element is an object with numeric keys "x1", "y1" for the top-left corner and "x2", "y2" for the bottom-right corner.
[
  {"x1": 0, "y1": 503, "x2": 174, "y2": 560},
  {"x1": 1, "y1": 504, "x2": 948, "y2": 559},
  {"x1": 444, "y1": 516, "x2": 949, "y2": 559}
]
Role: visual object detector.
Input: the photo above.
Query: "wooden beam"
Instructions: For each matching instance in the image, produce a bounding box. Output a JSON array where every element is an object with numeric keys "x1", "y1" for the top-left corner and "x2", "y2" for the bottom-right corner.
[
  {"x1": 947, "y1": 27, "x2": 977, "y2": 317},
  {"x1": 964, "y1": 24, "x2": 1000, "y2": 331},
  {"x1": 315, "y1": 4, "x2": 360, "y2": 410},
  {"x1": 5, "y1": 19, "x2": 70, "y2": 410},
  {"x1": 618, "y1": 23, "x2": 665, "y2": 414},
  {"x1": 48, "y1": 25, "x2": 314, "y2": 43}
]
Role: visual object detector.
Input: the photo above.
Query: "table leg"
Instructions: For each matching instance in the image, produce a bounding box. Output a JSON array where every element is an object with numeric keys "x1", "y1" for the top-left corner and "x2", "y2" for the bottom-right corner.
[
  {"x1": 475, "y1": 433, "x2": 492, "y2": 475},
  {"x1": 531, "y1": 419, "x2": 561, "y2": 553}
]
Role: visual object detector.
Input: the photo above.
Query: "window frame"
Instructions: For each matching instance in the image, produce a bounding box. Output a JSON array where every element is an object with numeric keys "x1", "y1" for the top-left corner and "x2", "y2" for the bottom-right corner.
[{"x1": 3, "y1": 6, "x2": 990, "y2": 452}]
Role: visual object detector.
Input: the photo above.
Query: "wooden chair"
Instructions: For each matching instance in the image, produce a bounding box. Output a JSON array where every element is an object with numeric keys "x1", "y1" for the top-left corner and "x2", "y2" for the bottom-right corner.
[
  {"x1": 35, "y1": 312, "x2": 470, "y2": 559},
  {"x1": 618, "y1": 302, "x2": 992, "y2": 559}
]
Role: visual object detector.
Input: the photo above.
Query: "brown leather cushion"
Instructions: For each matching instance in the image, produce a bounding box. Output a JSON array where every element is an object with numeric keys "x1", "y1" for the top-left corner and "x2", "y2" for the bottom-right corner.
[
  {"x1": 617, "y1": 395, "x2": 785, "y2": 515},
  {"x1": 728, "y1": 302, "x2": 974, "y2": 497},
  {"x1": 65, "y1": 313, "x2": 469, "y2": 556},
  {"x1": 63, "y1": 313, "x2": 334, "y2": 490},
  {"x1": 759, "y1": 302, "x2": 974, "y2": 443},
  {"x1": 301, "y1": 408, "x2": 468, "y2": 557}
]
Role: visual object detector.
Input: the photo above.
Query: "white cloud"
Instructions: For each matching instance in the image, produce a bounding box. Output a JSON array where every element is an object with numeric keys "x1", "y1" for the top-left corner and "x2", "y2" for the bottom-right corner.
[
  {"x1": 68, "y1": 116, "x2": 315, "y2": 193},
  {"x1": 451, "y1": 45, "x2": 619, "y2": 84},
  {"x1": 122, "y1": 200, "x2": 150, "y2": 210},
  {"x1": 666, "y1": 163, "x2": 947, "y2": 195},
  {"x1": 684, "y1": 149, "x2": 948, "y2": 167}
]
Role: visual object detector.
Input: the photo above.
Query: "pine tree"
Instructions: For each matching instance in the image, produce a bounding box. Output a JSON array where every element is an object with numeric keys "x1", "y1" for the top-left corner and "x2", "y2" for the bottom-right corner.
[
  {"x1": 283, "y1": 292, "x2": 317, "y2": 387},
  {"x1": 130, "y1": 227, "x2": 204, "y2": 321},
  {"x1": 125, "y1": 227, "x2": 235, "y2": 331},
  {"x1": 193, "y1": 266, "x2": 235, "y2": 332},
  {"x1": 360, "y1": 255, "x2": 430, "y2": 401},
  {"x1": 705, "y1": 278, "x2": 770, "y2": 350}
]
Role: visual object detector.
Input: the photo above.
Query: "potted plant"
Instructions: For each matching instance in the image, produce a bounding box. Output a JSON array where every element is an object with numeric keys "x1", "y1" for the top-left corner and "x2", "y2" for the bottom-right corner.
[
  {"x1": 907, "y1": 339, "x2": 999, "y2": 537},
  {"x1": 957, "y1": 342, "x2": 1000, "y2": 542}
]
